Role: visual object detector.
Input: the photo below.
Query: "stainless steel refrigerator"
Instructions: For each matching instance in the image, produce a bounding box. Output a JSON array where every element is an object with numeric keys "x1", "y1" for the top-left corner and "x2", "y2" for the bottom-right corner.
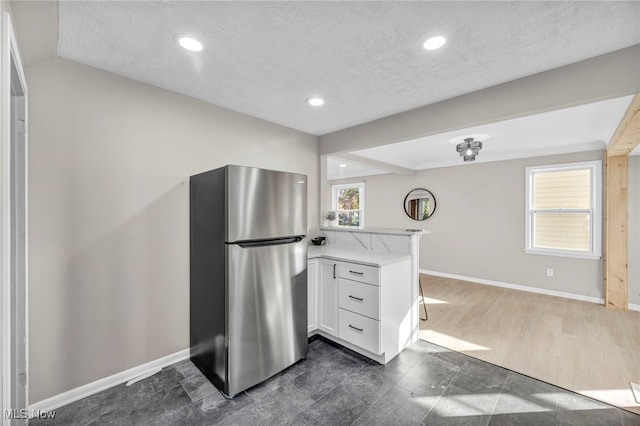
[{"x1": 189, "y1": 165, "x2": 308, "y2": 398}]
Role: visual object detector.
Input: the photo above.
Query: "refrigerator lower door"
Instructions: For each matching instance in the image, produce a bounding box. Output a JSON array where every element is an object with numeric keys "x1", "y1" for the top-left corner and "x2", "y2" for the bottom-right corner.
[{"x1": 226, "y1": 238, "x2": 308, "y2": 396}]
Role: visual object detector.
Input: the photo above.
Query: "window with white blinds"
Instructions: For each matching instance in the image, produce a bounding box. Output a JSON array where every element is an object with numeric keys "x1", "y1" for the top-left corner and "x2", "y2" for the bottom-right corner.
[{"x1": 525, "y1": 161, "x2": 602, "y2": 259}]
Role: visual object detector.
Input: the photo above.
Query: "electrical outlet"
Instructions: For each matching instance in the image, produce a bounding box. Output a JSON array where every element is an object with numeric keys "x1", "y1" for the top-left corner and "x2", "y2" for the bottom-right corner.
[{"x1": 546, "y1": 268, "x2": 554, "y2": 277}]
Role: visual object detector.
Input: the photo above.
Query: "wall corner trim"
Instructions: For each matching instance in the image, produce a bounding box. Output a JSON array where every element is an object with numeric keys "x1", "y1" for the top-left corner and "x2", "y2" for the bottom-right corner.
[
  {"x1": 420, "y1": 269, "x2": 605, "y2": 305},
  {"x1": 28, "y1": 348, "x2": 190, "y2": 415}
]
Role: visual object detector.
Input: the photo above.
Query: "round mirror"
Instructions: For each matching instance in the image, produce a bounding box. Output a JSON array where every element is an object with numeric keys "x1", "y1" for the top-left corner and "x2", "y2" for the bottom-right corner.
[{"x1": 404, "y1": 188, "x2": 436, "y2": 221}]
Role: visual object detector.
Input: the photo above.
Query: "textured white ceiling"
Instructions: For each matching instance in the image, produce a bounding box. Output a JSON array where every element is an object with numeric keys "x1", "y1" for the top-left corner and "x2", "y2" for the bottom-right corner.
[
  {"x1": 57, "y1": 1, "x2": 640, "y2": 135},
  {"x1": 327, "y1": 156, "x2": 389, "y2": 181},
  {"x1": 351, "y1": 95, "x2": 635, "y2": 172}
]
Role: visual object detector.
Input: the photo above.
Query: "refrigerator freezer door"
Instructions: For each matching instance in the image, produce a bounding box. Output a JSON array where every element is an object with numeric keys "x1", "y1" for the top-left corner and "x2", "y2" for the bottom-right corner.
[
  {"x1": 226, "y1": 239, "x2": 308, "y2": 396},
  {"x1": 226, "y1": 166, "x2": 307, "y2": 242}
]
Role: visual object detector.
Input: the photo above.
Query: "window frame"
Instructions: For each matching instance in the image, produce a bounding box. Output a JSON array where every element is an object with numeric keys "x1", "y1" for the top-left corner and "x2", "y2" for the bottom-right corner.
[
  {"x1": 524, "y1": 160, "x2": 602, "y2": 260},
  {"x1": 331, "y1": 182, "x2": 365, "y2": 228}
]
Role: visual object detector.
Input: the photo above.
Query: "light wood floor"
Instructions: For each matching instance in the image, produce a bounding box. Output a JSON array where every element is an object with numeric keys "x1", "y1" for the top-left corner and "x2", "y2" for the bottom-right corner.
[{"x1": 418, "y1": 274, "x2": 640, "y2": 415}]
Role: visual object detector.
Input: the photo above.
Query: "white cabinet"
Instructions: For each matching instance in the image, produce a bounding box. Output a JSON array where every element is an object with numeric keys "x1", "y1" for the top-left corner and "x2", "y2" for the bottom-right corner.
[
  {"x1": 318, "y1": 259, "x2": 339, "y2": 336},
  {"x1": 337, "y1": 261, "x2": 382, "y2": 355},
  {"x1": 338, "y1": 279, "x2": 380, "y2": 320},
  {"x1": 307, "y1": 260, "x2": 318, "y2": 333},
  {"x1": 309, "y1": 229, "x2": 421, "y2": 363},
  {"x1": 338, "y1": 261, "x2": 380, "y2": 286},
  {"x1": 337, "y1": 258, "x2": 412, "y2": 361},
  {"x1": 338, "y1": 309, "x2": 380, "y2": 355},
  {"x1": 307, "y1": 252, "x2": 412, "y2": 364}
]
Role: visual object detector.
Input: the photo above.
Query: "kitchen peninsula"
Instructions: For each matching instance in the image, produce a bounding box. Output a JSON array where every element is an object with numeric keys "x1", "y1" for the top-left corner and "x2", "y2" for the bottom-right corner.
[{"x1": 307, "y1": 227, "x2": 427, "y2": 364}]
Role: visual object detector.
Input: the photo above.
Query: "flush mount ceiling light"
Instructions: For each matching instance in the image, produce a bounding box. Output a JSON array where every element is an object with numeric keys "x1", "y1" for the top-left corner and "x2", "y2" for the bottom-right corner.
[
  {"x1": 339, "y1": 164, "x2": 347, "y2": 168},
  {"x1": 456, "y1": 137, "x2": 483, "y2": 162},
  {"x1": 423, "y1": 36, "x2": 446, "y2": 51},
  {"x1": 306, "y1": 97, "x2": 325, "y2": 106},
  {"x1": 177, "y1": 35, "x2": 204, "y2": 52}
]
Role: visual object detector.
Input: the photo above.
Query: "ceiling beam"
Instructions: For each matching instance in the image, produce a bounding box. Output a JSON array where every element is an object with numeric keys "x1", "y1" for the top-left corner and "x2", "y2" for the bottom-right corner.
[
  {"x1": 320, "y1": 46, "x2": 640, "y2": 156},
  {"x1": 607, "y1": 93, "x2": 640, "y2": 156},
  {"x1": 331, "y1": 153, "x2": 416, "y2": 176}
]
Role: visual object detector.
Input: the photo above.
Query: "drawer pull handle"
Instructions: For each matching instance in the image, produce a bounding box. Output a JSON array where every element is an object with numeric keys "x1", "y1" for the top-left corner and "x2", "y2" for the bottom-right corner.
[
  {"x1": 348, "y1": 295, "x2": 363, "y2": 301},
  {"x1": 348, "y1": 324, "x2": 364, "y2": 332},
  {"x1": 349, "y1": 270, "x2": 364, "y2": 275}
]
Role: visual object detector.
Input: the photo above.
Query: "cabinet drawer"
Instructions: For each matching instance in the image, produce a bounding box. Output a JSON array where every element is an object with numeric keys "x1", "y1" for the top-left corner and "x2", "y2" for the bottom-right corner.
[
  {"x1": 338, "y1": 309, "x2": 380, "y2": 355},
  {"x1": 338, "y1": 279, "x2": 379, "y2": 320},
  {"x1": 338, "y1": 262, "x2": 379, "y2": 286}
]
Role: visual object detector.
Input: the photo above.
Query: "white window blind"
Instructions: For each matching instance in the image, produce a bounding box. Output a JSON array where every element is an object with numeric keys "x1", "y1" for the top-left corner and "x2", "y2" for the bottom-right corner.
[{"x1": 525, "y1": 161, "x2": 601, "y2": 259}]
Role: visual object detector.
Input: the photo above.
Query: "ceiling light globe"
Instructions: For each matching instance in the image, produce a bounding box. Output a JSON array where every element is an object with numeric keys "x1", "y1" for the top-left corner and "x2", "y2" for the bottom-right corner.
[
  {"x1": 306, "y1": 97, "x2": 325, "y2": 106},
  {"x1": 177, "y1": 36, "x2": 204, "y2": 52},
  {"x1": 423, "y1": 36, "x2": 446, "y2": 51}
]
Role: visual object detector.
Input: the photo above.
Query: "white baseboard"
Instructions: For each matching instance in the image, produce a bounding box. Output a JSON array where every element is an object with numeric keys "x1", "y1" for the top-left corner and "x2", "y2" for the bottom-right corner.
[
  {"x1": 420, "y1": 269, "x2": 606, "y2": 305},
  {"x1": 29, "y1": 348, "x2": 189, "y2": 415},
  {"x1": 629, "y1": 303, "x2": 640, "y2": 312}
]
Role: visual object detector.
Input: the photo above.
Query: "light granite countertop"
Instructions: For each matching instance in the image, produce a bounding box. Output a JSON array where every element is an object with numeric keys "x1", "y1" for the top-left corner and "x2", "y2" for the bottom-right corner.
[
  {"x1": 307, "y1": 245, "x2": 411, "y2": 267},
  {"x1": 319, "y1": 226, "x2": 430, "y2": 236}
]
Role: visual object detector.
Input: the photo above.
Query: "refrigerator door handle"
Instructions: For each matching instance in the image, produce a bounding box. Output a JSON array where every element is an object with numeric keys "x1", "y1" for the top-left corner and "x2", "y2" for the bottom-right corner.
[{"x1": 236, "y1": 235, "x2": 304, "y2": 248}]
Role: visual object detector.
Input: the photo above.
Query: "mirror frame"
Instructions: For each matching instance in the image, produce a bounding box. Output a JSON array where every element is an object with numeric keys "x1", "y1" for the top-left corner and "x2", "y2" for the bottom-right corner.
[{"x1": 403, "y1": 188, "x2": 436, "y2": 221}]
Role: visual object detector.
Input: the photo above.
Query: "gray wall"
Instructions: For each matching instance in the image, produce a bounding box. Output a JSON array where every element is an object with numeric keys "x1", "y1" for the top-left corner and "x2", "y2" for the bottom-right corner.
[
  {"x1": 26, "y1": 57, "x2": 319, "y2": 402},
  {"x1": 629, "y1": 156, "x2": 640, "y2": 306},
  {"x1": 330, "y1": 150, "x2": 606, "y2": 300}
]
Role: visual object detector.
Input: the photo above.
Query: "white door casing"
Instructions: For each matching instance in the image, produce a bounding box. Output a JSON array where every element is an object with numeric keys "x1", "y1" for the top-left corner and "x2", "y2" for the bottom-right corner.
[{"x1": 2, "y1": 11, "x2": 29, "y2": 425}]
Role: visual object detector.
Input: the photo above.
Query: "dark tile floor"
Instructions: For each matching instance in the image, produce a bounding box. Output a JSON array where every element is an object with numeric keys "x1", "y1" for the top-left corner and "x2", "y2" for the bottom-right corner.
[{"x1": 33, "y1": 338, "x2": 640, "y2": 425}]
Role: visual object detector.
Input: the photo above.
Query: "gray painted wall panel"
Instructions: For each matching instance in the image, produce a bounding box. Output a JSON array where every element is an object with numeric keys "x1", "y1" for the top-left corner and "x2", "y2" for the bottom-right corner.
[{"x1": 25, "y1": 57, "x2": 319, "y2": 403}]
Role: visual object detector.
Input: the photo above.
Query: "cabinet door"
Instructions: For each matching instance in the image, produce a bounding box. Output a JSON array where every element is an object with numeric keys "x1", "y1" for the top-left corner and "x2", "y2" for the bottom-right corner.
[
  {"x1": 318, "y1": 259, "x2": 339, "y2": 336},
  {"x1": 307, "y1": 260, "x2": 318, "y2": 333}
]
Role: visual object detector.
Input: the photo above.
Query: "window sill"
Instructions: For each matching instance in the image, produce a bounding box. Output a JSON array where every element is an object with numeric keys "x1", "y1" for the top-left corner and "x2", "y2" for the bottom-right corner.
[{"x1": 524, "y1": 248, "x2": 602, "y2": 260}]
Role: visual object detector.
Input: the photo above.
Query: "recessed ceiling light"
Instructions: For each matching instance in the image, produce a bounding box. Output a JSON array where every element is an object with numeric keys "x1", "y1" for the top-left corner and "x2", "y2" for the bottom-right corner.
[
  {"x1": 177, "y1": 35, "x2": 204, "y2": 52},
  {"x1": 423, "y1": 36, "x2": 446, "y2": 51},
  {"x1": 306, "y1": 97, "x2": 325, "y2": 106},
  {"x1": 339, "y1": 164, "x2": 347, "y2": 168}
]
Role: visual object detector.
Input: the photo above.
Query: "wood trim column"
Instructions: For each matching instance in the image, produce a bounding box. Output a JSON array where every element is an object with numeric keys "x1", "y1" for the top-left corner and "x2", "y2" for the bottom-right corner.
[
  {"x1": 604, "y1": 155, "x2": 628, "y2": 310},
  {"x1": 603, "y1": 94, "x2": 638, "y2": 310},
  {"x1": 607, "y1": 95, "x2": 640, "y2": 156}
]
